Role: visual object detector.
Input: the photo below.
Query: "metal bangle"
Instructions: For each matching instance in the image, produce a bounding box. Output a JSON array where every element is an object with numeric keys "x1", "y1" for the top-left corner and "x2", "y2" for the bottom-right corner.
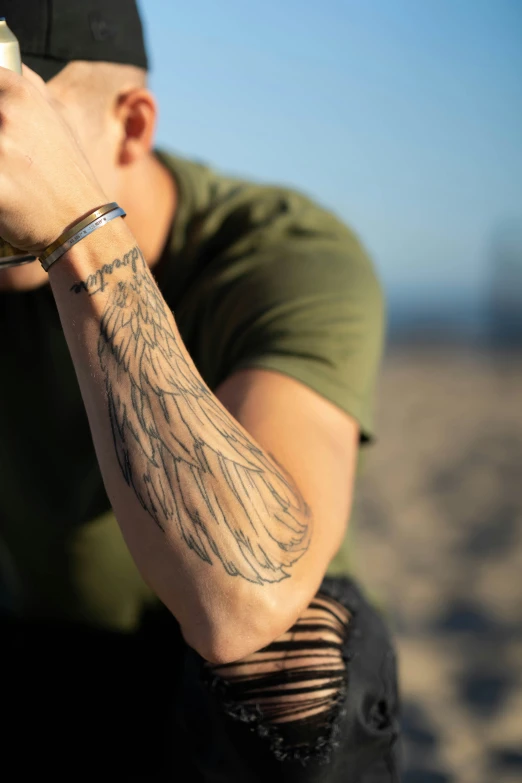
[
  {"x1": 40, "y1": 202, "x2": 119, "y2": 261},
  {"x1": 40, "y1": 206, "x2": 126, "y2": 272}
]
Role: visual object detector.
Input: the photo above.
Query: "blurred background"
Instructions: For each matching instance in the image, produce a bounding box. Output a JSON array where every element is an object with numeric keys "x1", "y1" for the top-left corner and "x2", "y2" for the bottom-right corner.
[{"x1": 139, "y1": 1, "x2": 522, "y2": 780}]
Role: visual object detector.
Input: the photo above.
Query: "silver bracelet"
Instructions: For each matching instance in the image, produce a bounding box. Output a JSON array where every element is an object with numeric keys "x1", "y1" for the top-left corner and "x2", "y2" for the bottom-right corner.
[{"x1": 40, "y1": 206, "x2": 126, "y2": 272}]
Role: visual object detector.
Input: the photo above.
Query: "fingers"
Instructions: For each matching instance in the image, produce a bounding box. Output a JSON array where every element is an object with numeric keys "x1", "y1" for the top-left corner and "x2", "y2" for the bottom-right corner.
[
  {"x1": 0, "y1": 64, "x2": 22, "y2": 92},
  {"x1": 0, "y1": 64, "x2": 46, "y2": 98},
  {"x1": 21, "y1": 64, "x2": 48, "y2": 94}
]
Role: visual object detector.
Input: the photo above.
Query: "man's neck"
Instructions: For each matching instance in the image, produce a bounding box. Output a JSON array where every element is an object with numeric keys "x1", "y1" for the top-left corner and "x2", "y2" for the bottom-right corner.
[
  {"x1": 119, "y1": 151, "x2": 178, "y2": 270},
  {"x1": 0, "y1": 152, "x2": 177, "y2": 292}
]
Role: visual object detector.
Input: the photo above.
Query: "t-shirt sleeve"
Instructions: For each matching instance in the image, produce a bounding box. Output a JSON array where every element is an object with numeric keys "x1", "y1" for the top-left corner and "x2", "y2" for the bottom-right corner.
[{"x1": 209, "y1": 201, "x2": 385, "y2": 442}]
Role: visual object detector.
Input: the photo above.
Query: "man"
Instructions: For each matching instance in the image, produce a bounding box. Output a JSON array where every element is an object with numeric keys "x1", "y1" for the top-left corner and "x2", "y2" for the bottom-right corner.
[{"x1": 0, "y1": 1, "x2": 399, "y2": 780}]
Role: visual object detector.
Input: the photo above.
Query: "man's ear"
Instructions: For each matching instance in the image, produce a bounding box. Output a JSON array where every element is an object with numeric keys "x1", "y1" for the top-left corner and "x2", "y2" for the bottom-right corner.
[{"x1": 115, "y1": 87, "x2": 157, "y2": 166}]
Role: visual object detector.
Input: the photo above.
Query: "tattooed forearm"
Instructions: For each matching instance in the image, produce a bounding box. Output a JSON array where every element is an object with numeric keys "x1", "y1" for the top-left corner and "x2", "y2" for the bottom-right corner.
[{"x1": 73, "y1": 245, "x2": 311, "y2": 585}]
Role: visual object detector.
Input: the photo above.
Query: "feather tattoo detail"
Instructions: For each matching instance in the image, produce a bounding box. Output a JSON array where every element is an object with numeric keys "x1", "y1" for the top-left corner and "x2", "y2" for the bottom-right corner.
[{"x1": 95, "y1": 247, "x2": 311, "y2": 584}]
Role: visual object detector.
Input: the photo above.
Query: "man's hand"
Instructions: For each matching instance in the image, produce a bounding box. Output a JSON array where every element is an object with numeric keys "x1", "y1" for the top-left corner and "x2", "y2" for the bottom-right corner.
[{"x1": 0, "y1": 65, "x2": 105, "y2": 253}]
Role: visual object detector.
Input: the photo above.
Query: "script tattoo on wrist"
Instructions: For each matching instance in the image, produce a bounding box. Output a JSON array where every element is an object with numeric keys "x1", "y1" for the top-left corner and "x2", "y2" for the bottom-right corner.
[
  {"x1": 70, "y1": 246, "x2": 140, "y2": 295},
  {"x1": 71, "y1": 245, "x2": 311, "y2": 584}
]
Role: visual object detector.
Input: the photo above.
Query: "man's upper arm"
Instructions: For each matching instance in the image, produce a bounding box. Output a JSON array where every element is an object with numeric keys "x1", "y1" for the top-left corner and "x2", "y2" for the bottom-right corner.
[
  {"x1": 205, "y1": 188, "x2": 384, "y2": 580},
  {"x1": 215, "y1": 368, "x2": 360, "y2": 571}
]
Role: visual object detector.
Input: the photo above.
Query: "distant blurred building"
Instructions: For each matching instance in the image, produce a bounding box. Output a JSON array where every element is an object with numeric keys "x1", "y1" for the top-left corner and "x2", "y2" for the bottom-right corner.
[{"x1": 488, "y1": 218, "x2": 522, "y2": 347}]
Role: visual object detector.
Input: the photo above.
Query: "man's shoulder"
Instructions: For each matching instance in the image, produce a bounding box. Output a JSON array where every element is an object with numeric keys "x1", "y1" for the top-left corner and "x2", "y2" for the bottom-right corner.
[
  {"x1": 156, "y1": 149, "x2": 359, "y2": 251},
  {"x1": 155, "y1": 153, "x2": 384, "y2": 430}
]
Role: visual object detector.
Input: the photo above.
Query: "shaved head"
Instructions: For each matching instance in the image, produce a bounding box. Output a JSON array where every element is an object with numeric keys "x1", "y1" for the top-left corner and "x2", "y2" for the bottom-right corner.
[
  {"x1": 45, "y1": 59, "x2": 153, "y2": 203},
  {"x1": 50, "y1": 60, "x2": 147, "y2": 117}
]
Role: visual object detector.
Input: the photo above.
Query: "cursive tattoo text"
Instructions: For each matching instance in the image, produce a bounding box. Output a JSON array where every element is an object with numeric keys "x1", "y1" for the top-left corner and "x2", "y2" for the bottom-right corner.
[{"x1": 70, "y1": 246, "x2": 140, "y2": 295}]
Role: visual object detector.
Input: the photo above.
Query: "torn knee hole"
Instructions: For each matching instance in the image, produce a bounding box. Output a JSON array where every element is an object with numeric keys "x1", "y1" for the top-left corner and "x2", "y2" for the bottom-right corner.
[{"x1": 209, "y1": 593, "x2": 350, "y2": 728}]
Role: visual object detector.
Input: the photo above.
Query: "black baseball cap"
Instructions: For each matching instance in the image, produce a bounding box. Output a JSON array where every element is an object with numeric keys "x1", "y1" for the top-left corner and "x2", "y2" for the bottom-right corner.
[{"x1": 2, "y1": 0, "x2": 148, "y2": 82}]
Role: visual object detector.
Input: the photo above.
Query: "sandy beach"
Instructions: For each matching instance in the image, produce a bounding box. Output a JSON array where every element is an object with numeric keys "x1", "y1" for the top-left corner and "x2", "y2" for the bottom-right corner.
[{"x1": 352, "y1": 343, "x2": 522, "y2": 782}]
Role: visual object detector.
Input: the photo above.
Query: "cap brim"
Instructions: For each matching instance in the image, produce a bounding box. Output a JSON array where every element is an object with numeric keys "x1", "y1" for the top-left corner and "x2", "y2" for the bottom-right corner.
[{"x1": 21, "y1": 54, "x2": 69, "y2": 82}]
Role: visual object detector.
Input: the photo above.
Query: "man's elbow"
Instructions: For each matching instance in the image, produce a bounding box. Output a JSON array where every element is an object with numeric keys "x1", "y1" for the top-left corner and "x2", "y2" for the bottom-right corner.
[
  {"x1": 185, "y1": 629, "x2": 259, "y2": 665},
  {"x1": 179, "y1": 589, "x2": 306, "y2": 665}
]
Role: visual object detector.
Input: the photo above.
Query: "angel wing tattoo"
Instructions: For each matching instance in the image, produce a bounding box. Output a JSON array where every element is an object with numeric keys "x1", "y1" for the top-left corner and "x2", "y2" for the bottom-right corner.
[{"x1": 96, "y1": 249, "x2": 311, "y2": 585}]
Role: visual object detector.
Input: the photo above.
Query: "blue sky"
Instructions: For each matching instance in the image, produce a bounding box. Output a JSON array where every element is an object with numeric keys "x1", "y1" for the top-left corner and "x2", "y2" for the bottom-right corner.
[{"x1": 139, "y1": 0, "x2": 522, "y2": 317}]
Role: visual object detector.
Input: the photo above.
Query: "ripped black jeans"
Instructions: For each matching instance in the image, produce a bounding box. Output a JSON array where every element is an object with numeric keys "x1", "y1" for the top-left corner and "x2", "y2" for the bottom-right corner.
[
  {"x1": 2, "y1": 577, "x2": 400, "y2": 781},
  {"x1": 178, "y1": 577, "x2": 401, "y2": 783}
]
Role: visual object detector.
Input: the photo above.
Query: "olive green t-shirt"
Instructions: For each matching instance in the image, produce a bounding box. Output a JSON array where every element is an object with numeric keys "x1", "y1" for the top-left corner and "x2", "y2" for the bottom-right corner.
[{"x1": 0, "y1": 151, "x2": 384, "y2": 630}]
